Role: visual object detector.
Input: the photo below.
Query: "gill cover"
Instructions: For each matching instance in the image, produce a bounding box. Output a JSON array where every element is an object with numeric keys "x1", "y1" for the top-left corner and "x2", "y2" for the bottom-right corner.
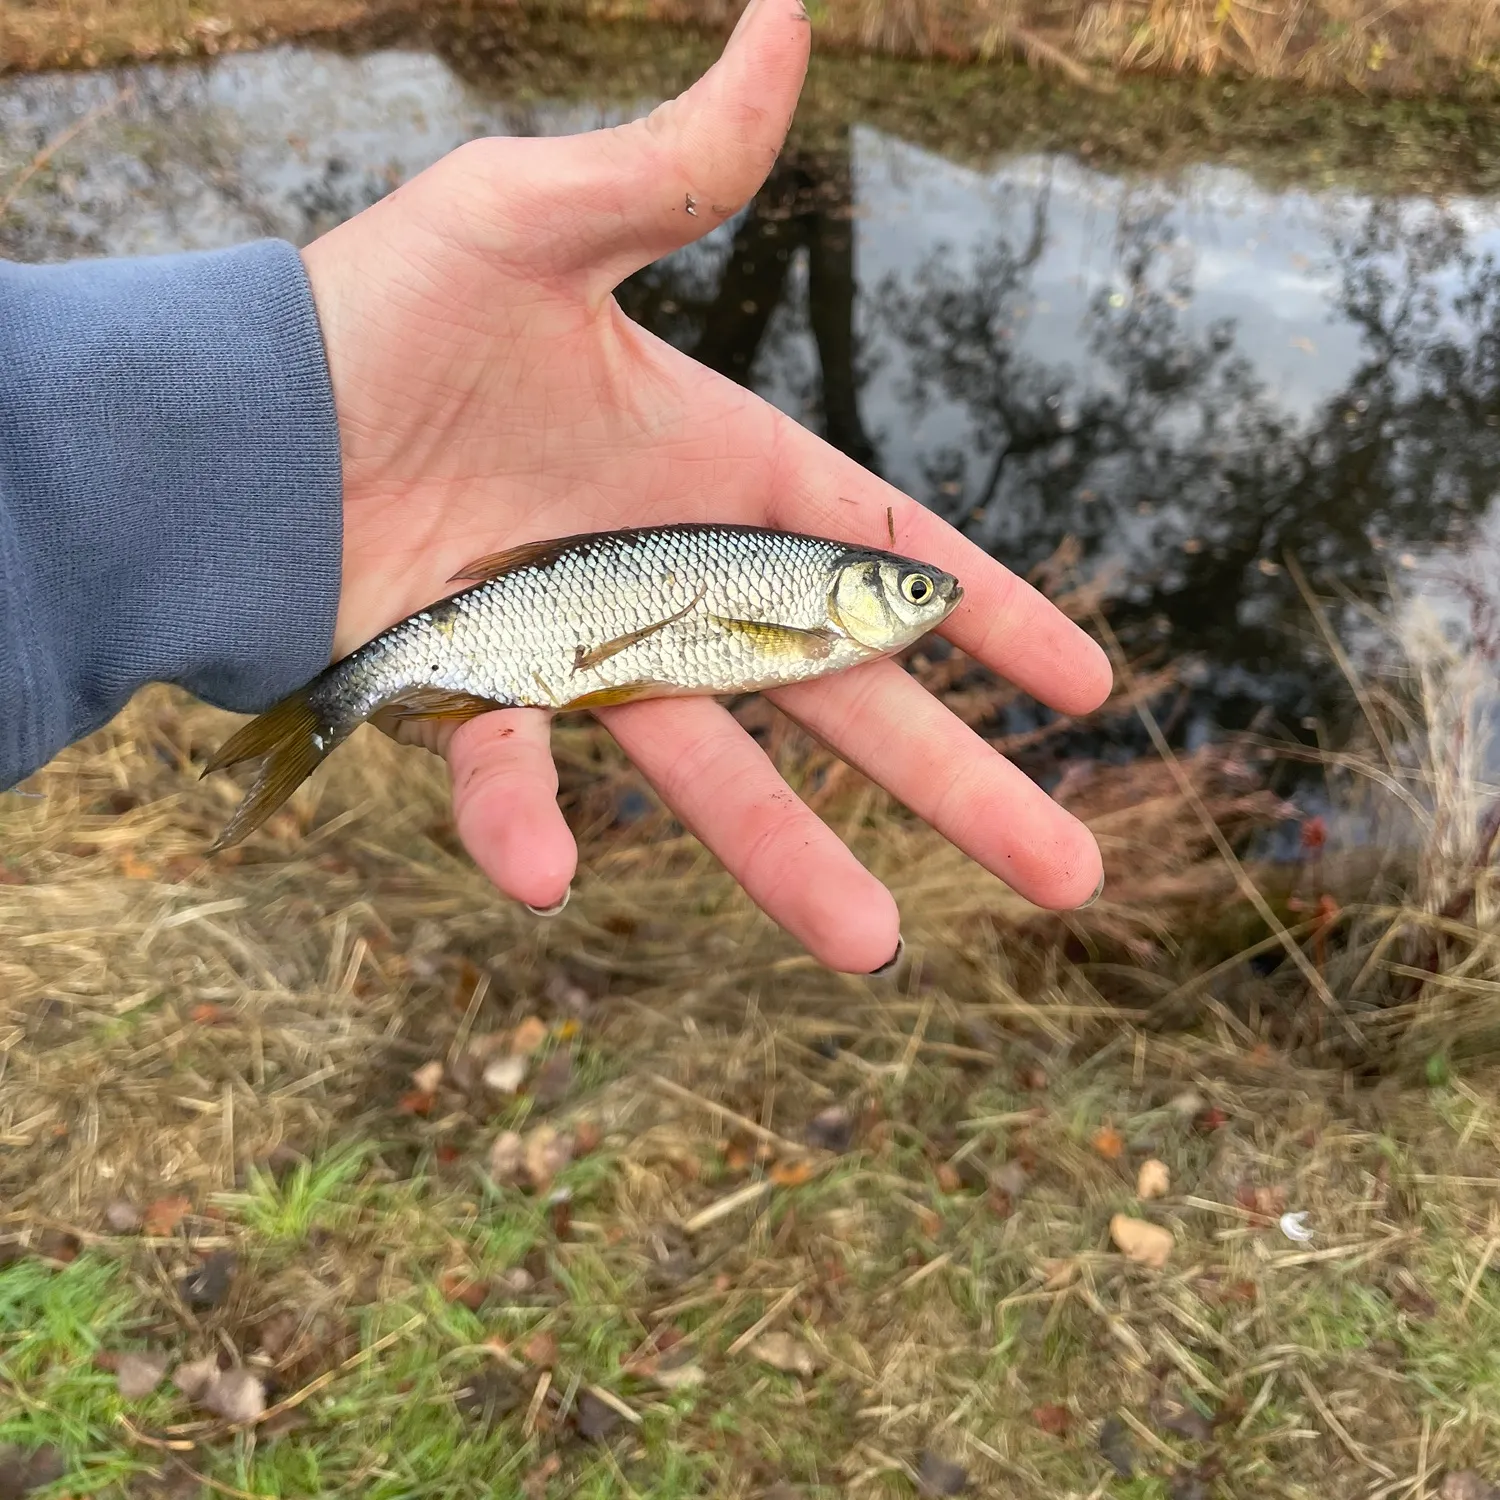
[{"x1": 829, "y1": 555, "x2": 957, "y2": 651}]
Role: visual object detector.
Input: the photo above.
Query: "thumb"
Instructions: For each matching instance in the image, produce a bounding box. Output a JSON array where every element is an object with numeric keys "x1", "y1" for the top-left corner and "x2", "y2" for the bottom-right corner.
[{"x1": 481, "y1": 0, "x2": 810, "y2": 292}]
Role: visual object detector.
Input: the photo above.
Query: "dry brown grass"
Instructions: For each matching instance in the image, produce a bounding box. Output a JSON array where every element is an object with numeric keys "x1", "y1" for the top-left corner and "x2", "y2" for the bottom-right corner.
[
  {"x1": 5, "y1": 0, "x2": 1500, "y2": 93},
  {"x1": 6, "y1": 571, "x2": 1500, "y2": 1493}
]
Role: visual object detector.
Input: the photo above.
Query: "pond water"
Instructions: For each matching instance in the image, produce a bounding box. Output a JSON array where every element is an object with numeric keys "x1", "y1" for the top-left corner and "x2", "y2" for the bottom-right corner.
[{"x1": 5, "y1": 38, "x2": 1500, "y2": 793}]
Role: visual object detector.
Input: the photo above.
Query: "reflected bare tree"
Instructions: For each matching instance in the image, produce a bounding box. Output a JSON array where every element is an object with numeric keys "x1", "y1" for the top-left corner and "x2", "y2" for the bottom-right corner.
[
  {"x1": 880, "y1": 190, "x2": 1500, "y2": 742},
  {"x1": 618, "y1": 129, "x2": 877, "y2": 470}
]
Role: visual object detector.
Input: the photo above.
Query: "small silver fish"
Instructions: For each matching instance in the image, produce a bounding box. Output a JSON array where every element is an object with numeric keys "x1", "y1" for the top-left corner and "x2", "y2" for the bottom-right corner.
[{"x1": 204, "y1": 523, "x2": 962, "y2": 850}]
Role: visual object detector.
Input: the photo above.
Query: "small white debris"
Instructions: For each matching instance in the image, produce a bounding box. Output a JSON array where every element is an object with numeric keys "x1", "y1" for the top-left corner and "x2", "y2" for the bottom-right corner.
[
  {"x1": 411, "y1": 1060, "x2": 444, "y2": 1094},
  {"x1": 311, "y1": 732, "x2": 325, "y2": 751},
  {"x1": 482, "y1": 1055, "x2": 528, "y2": 1095},
  {"x1": 1279, "y1": 1211, "x2": 1314, "y2": 1243}
]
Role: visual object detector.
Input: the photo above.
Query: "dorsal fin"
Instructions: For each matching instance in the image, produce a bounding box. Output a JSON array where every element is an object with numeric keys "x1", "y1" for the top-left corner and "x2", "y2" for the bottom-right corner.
[{"x1": 448, "y1": 536, "x2": 574, "y2": 584}]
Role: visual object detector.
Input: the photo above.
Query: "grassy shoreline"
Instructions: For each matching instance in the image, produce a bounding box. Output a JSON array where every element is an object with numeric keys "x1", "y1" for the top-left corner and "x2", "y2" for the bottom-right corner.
[
  {"x1": 3, "y1": 588, "x2": 1500, "y2": 1492},
  {"x1": 6, "y1": 0, "x2": 1500, "y2": 98},
  {"x1": 9, "y1": 5, "x2": 1500, "y2": 203}
]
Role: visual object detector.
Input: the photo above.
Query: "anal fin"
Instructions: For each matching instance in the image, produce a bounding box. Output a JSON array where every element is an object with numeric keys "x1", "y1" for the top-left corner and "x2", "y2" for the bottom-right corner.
[
  {"x1": 560, "y1": 680, "x2": 673, "y2": 712},
  {"x1": 369, "y1": 687, "x2": 507, "y2": 739}
]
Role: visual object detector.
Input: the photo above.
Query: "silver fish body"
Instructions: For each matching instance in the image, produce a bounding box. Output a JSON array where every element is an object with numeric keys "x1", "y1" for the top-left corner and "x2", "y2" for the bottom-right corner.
[{"x1": 205, "y1": 523, "x2": 961, "y2": 850}]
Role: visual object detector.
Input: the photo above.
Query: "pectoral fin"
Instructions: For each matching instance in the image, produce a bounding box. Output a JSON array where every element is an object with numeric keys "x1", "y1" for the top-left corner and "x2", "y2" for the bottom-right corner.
[
  {"x1": 369, "y1": 687, "x2": 508, "y2": 739},
  {"x1": 707, "y1": 617, "x2": 838, "y2": 661},
  {"x1": 572, "y1": 584, "x2": 707, "y2": 673}
]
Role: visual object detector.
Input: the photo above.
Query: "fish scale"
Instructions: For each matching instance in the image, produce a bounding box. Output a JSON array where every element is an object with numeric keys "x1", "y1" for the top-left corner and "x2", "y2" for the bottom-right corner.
[
  {"x1": 347, "y1": 527, "x2": 857, "y2": 717},
  {"x1": 203, "y1": 522, "x2": 962, "y2": 852}
]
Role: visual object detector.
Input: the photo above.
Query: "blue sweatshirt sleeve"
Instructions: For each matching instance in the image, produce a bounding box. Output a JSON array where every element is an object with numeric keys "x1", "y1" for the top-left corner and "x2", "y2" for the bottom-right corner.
[{"x1": 0, "y1": 240, "x2": 343, "y2": 789}]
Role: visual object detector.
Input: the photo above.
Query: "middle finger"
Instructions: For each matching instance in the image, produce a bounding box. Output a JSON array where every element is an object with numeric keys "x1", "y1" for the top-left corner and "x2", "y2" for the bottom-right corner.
[
  {"x1": 769, "y1": 659, "x2": 1103, "y2": 910},
  {"x1": 596, "y1": 694, "x2": 902, "y2": 973}
]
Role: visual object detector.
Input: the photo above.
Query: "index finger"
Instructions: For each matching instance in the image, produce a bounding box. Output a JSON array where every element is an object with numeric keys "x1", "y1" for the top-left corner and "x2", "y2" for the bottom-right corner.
[{"x1": 764, "y1": 415, "x2": 1113, "y2": 716}]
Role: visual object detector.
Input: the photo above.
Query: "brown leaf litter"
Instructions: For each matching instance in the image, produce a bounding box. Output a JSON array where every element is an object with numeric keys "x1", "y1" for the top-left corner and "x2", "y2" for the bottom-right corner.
[
  {"x1": 173, "y1": 1356, "x2": 267, "y2": 1423},
  {"x1": 1109, "y1": 1213, "x2": 1174, "y2": 1268}
]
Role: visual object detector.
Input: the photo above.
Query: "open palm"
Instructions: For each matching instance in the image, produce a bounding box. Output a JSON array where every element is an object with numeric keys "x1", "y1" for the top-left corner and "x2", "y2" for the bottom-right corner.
[{"x1": 299, "y1": 0, "x2": 1112, "y2": 972}]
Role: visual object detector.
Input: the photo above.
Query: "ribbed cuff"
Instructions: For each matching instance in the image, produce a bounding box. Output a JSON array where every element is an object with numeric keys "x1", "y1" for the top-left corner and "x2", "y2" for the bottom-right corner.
[{"x1": 0, "y1": 240, "x2": 343, "y2": 783}]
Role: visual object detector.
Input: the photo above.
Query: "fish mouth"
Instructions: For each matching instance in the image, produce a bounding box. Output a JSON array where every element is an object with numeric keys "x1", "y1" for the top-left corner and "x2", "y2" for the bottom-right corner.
[{"x1": 939, "y1": 575, "x2": 963, "y2": 606}]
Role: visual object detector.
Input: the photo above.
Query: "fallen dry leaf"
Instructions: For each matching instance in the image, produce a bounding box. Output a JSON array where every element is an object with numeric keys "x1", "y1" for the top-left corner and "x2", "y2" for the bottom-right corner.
[
  {"x1": 483, "y1": 1055, "x2": 527, "y2": 1096},
  {"x1": 439, "y1": 1270, "x2": 490, "y2": 1311},
  {"x1": 1441, "y1": 1473, "x2": 1500, "y2": 1500},
  {"x1": 523, "y1": 1454, "x2": 564, "y2": 1497},
  {"x1": 530, "y1": 1051, "x2": 574, "y2": 1108},
  {"x1": 1040, "y1": 1257, "x2": 1080, "y2": 1290},
  {"x1": 0, "y1": 1445, "x2": 66, "y2": 1499},
  {"x1": 1098, "y1": 1414, "x2": 1135, "y2": 1477},
  {"x1": 1137, "y1": 1159, "x2": 1171, "y2": 1200},
  {"x1": 114, "y1": 1350, "x2": 171, "y2": 1399},
  {"x1": 397, "y1": 1089, "x2": 436, "y2": 1116},
  {"x1": 36, "y1": 1228, "x2": 79, "y2": 1263},
  {"x1": 915, "y1": 1450, "x2": 968, "y2": 1496},
  {"x1": 1110, "y1": 1214, "x2": 1174, "y2": 1269},
  {"x1": 199, "y1": 1367, "x2": 266, "y2": 1423},
  {"x1": 455, "y1": 1367, "x2": 525, "y2": 1432},
  {"x1": 1151, "y1": 1388, "x2": 1215, "y2": 1442},
  {"x1": 1389, "y1": 1272, "x2": 1438, "y2": 1319},
  {"x1": 172, "y1": 1354, "x2": 221, "y2": 1402},
  {"x1": 804, "y1": 1106, "x2": 854, "y2": 1153},
  {"x1": 102, "y1": 1197, "x2": 142, "y2": 1233},
  {"x1": 1169, "y1": 1470, "x2": 1211, "y2": 1500},
  {"x1": 935, "y1": 1162, "x2": 962, "y2": 1194},
  {"x1": 141, "y1": 1196, "x2": 191, "y2": 1237},
  {"x1": 188, "y1": 1003, "x2": 233, "y2": 1025},
  {"x1": 522, "y1": 1330, "x2": 559, "y2": 1369},
  {"x1": 1033, "y1": 1403, "x2": 1071, "y2": 1436},
  {"x1": 991, "y1": 1160, "x2": 1029, "y2": 1199},
  {"x1": 257, "y1": 1310, "x2": 301, "y2": 1362},
  {"x1": 511, "y1": 1016, "x2": 548, "y2": 1056},
  {"x1": 489, "y1": 1130, "x2": 526, "y2": 1185},
  {"x1": 180, "y1": 1249, "x2": 236, "y2": 1309},
  {"x1": 647, "y1": 1354, "x2": 706, "y2": 1390},
  {"x1": 749, "y1": 1331, "x2": 817, "y2": 1378},
  {"x1": 411, "y1": 1060, "x2": 445, "y2": 1094},
  {"x1": 769, "y1": 1158, "x2": 815, "y2": 1187},
  {"x1": 1091, "y1": 1125, "x2": 1125, "y2": 1160},
  {"x1": 575, "y1": 1391, "x2": 621, "y2": 1442},
  {"x1": 523, "y1": 1124, "x2": 572, "y2": 1191}
]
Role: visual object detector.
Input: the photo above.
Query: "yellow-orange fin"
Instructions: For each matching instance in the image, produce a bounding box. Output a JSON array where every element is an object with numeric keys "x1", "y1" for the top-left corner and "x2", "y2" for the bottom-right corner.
[
  {"x1": 560, "y1": 680, "x2": 673, "y2": 712},
  {"x1": 707, "y1": 618, "x2": 837, "y2": 660},
  {"x1": 203, "y1": 689, "x2": 329, "y2": 853},
  {"x1": 369, "y1": 687, "x2": 507, "y2": 738}
]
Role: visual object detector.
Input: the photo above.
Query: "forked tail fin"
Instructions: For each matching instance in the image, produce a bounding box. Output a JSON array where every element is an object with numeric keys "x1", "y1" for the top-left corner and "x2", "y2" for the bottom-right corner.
[{"x1": 202, "y1": 687, "x2": 334, "y2": 853}]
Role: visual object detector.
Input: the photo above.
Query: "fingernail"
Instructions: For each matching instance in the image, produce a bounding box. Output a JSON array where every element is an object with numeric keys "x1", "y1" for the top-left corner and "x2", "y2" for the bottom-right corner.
[
  {"x1": 526, "y1": 887, "x2": 571, "y2": 918},
  {"x1": 868, "y1": 935, "x2": 904, "y2": 977},
  {"x1": 1079, "y1": 872, "x2": 1105, "y2": 909}
]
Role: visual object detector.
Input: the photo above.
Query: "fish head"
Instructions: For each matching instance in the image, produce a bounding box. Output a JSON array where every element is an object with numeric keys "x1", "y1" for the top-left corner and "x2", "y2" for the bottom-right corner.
[{"x1": 828, "y1": 550, "x2": 962, "y2": 652}]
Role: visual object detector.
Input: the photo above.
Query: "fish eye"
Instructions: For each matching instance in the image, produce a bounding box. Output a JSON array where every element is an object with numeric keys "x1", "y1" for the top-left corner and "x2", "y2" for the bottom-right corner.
[{"x1": 901, "y1": 572, "x2": 934, "y2": 605}]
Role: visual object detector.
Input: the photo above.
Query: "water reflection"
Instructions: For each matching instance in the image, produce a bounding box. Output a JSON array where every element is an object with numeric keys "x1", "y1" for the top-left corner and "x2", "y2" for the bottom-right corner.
[{"x1": 5, "y1": 43, "x2": 1499, "y2": 761}]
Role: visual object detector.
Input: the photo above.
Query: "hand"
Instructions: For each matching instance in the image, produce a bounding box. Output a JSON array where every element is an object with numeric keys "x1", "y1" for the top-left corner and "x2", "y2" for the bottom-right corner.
[{"x1": 298, "y1": 0, "x2": 1112, "y2": 973}]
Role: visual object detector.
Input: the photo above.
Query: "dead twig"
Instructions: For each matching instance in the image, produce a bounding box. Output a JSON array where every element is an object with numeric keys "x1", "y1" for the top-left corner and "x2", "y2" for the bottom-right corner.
[{"x1": 0, "y1": 85, "x2": 136, "y2": 218}]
